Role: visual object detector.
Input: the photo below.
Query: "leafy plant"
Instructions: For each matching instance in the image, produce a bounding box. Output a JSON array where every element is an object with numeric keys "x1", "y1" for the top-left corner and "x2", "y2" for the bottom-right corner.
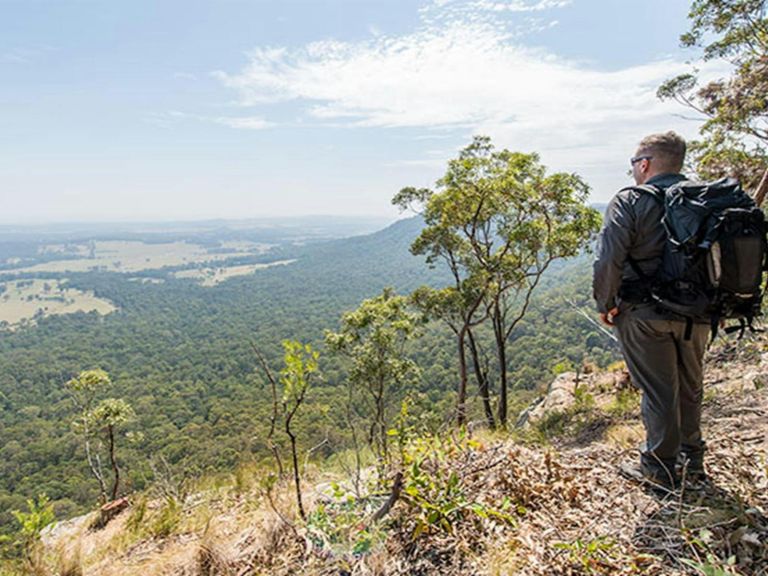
[
  {"x1": 554, "y1": 536, "x2": 618, "y2": 574},
  {"x1": 681, "y1": 556, "x2": 739, "y2": 576},
  {"x1": 305, "y1": 497, "x2": 381, "y2": 558},
  {"x1": 278, "y1": 340, "x2": 319, "y2": 521},
  {"x1": 10, "y1": 494, "x2": 55, "y2": 565},
  {"x1": 398, "y1": 431, "x2": 515, "y2": 538}
]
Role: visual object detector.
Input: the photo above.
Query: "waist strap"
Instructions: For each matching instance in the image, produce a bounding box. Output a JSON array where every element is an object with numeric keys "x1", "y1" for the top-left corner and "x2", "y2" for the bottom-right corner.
[{"x1": 618, "y1": 280, "x2": 652, "y2": 303}]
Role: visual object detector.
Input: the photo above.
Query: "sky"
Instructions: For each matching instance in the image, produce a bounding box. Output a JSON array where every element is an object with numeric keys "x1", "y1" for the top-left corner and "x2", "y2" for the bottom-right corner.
[{"x1": 0, "y1": 0, "x2": 718, "y2": 224}]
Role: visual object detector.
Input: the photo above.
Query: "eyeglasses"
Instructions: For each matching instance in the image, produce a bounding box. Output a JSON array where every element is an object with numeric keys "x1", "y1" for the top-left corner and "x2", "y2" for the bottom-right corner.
[{"x1": 630, "y1": 155, "x2": 652, "y2": 167}]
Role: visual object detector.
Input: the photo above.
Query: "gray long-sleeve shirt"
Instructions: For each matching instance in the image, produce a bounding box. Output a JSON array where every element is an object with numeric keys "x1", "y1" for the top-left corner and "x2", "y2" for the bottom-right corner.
[{"x1": 592, "y1": 173, "x2": 686, "y2": 315}]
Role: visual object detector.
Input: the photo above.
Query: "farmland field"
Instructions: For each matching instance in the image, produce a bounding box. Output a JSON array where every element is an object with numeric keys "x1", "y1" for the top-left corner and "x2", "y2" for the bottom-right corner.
[
  {"x1": 217, "y1": 241, "x2": 273, "y2": 253},
  {"x1": 8, "y1": 240, "x2": 251, "y2": 274},
  {"x1": 0, "y1": 279, "x2": 116, "y2": 327},
  {"x1": 173, "y1": 259, "x2": 297, "y2": 286}
]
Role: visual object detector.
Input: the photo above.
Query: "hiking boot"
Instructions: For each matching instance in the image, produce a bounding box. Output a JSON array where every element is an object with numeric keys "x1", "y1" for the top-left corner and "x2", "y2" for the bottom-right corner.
[
  {"x1": 677, "y1": 451, "x2": 707, "y2": 482},
  {"x1": 619, "y1": 460, "x2": 679, "y2": 494}
]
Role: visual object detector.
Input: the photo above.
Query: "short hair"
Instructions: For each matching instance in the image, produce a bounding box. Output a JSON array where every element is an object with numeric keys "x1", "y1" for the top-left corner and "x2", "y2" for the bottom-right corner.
[{"x1": 637, "y1": 131, "x2": 686, "y2": 173}]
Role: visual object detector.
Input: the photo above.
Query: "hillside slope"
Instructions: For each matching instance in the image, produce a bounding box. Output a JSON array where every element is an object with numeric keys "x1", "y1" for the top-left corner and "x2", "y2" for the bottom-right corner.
[
  {"x1": 0, "y1": 215, "x2": 614, "y2": 538},
  {"x1": 35, "y1": 335, "x2": 767, "y2": 576}
]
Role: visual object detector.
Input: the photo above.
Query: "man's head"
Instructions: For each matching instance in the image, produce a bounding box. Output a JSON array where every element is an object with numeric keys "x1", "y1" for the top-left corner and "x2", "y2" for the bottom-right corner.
[{"x1": 631, "y1": 131, "x2": 686, "y2": 185}]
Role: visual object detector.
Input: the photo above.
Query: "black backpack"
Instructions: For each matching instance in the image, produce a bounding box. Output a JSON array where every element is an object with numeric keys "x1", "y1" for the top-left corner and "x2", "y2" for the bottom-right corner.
[{"x1": 629, "y1": 178, "x2": 768, "y2": 338}]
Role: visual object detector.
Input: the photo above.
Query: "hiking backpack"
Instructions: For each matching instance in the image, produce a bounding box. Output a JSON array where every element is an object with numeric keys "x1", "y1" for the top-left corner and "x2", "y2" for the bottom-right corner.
[{"x1": 629, "y1": 177, "x2": 768, "y2": 338}]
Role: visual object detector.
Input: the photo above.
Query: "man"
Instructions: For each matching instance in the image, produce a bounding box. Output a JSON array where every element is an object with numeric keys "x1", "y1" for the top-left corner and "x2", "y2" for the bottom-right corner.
[{"x1": 593, "y1": 131, "x2": 708, "y2": 491}]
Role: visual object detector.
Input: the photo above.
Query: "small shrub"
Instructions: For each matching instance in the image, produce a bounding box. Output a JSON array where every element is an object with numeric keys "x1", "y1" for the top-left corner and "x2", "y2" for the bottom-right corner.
[
  {"x1": 125, "y1": 496, "x2": 147, "y2": 534},
  {"x1": 572, "y1": 385, "x2": 595, "y2": 412},
  {"x1": 554, "y1": 536, "x2": 619, "y2": 574},
  {"x1": 10, "y1": 494, "x2": 55, "y2": 569},
  {"x1": 607, "y1": 389, "x2": 639, "y2": 419},
  {"x1": 606, "y1": 360, "x2": 626, "y2": 372},
  {"x1": 149, "y1": 497, "x2": 182, "y2": 538},
  {"x1": 305, "y1": 497, "x2": 382, "y2": 557},
  {"x1": 399, "y1": 432, "x2": 516, "y2": 538}
]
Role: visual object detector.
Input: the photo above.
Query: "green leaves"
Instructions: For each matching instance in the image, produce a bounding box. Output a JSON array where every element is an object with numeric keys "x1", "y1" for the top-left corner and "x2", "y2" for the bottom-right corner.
[
  {"x1": 400, "y1": 433, "x2": 517, "y2": 540},
  {"x1": 11, "y1": 494, "x2": 55, "y2": 544},
  {"x1": 405, "y1": 135, "x2": 600, "y2": 300},
  {"x1": 279, "y1": 340, "x2": 318, "y2": 405},
  {"x1": 325, "y1": 289, "x2": 422, "y2": 466},
  {"x1": 65, "y1": 368, "x2": 136, "y2": 502},
  {"x1": 683, "y1": 0, "x2": 768, "y2": 60},
  {"x1": 67, "y1": 369, "x2": 135, "y2": 434},
  {"x1": 10, "y1": 493, "x2": 55, "y2": 561},
  {"x1": 65, "y1": 368, "x2": 112, "y2": 411},
  {"x1": 660, "y1": 0, "x2": 768, "y2": 189},
  {"x1": 90, "y1": 398, "x2": 136, "y2": 429}
]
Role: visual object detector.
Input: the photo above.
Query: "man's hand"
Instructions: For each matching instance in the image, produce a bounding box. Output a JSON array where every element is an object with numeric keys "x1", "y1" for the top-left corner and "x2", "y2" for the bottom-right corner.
[{"x1": 600, "y1": 307, "x2": 620, "y2": 326}]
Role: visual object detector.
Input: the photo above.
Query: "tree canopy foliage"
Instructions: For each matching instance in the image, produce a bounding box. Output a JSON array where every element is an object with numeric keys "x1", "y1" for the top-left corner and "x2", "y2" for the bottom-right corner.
[
  {"x1": 325, "y1": 288, "x2": 422, "y2": 465},
  {"x1": 395, "y1": 136, "x2": 601, "y2": 427},
  {"x1": 658, "y1": 0, "x2": 768, "y2": 187}
]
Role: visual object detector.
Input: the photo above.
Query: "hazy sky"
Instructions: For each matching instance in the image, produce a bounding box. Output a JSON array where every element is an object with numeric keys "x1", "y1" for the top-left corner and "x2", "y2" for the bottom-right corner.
[{"x1": 1, "y1": 0, "x2": 715, "y2": 223}]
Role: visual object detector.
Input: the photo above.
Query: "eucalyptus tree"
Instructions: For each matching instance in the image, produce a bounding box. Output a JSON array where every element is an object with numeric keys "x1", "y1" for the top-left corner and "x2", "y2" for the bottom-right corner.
[
  {"x1": 278, "y1": 340, "x2": 319, "y2": 521},
  {"x1": 658, "y1": 0, "x2": 768, "y2": 189},
  {"x1": 89, "y1": 398, "x2": 135, "y2": 500},
  {"x1": 325, "y1": 288, "x2": 422, "y2": 472},
  {"x1": 66, "y1": 369, "x2": 135, "y2": 503},
  {"x1": 66, "y1": 369, "x2": 113, "y2": 504},
  {"x1": 481, "y1": 154, "x2": 601, "y2": 427},
  {"x1": 394, "y1": 136, "x2": 600, "y2": 428}
]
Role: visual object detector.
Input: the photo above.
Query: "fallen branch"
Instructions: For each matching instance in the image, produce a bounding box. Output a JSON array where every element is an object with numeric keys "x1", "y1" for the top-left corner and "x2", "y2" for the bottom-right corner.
[
  {"x1": 564, "y1": 297, "x2": 619, "y2": 344},
  {"x1": 370, "y1": 472, "x2": 404, "y2": 523}
]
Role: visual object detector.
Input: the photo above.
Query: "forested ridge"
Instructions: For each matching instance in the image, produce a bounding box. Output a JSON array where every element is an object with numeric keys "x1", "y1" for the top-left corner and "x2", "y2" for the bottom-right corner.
[{"x1": 0, "y1": 215, "x2": 616, "y2": 537}]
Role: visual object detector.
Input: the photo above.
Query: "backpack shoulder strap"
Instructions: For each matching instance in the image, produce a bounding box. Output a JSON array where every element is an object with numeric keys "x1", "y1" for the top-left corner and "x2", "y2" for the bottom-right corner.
[
  {"x1": 620, "y1": 183, "x2": 664, "y2": 203},
  {"x1": 621, "y1": 184, "x2": 665, "y2": 281}
]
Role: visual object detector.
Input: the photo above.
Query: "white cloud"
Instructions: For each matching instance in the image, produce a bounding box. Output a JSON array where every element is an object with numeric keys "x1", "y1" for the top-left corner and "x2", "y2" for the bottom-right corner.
[
  {"x1": 214, "y1": 116, "x2": 273, "y2": 130},
  {"x1": 215, "y1": 0, "x2": 728, "y2": 198},
  {"x1": 145, "y1": 110, "x2": 272, "y2": 131},
  {"x1": 470, "y1": 0, "x2": 572, "y2": 12},
  {"x1": 217, "y1": 18, "x2": 698, "y2": 132}
]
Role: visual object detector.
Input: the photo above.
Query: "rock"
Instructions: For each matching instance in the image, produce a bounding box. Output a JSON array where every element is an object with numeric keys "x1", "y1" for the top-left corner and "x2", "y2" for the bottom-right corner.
[{"x1": 93, "y1": 497, "x2": 130, "y2": 529}]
